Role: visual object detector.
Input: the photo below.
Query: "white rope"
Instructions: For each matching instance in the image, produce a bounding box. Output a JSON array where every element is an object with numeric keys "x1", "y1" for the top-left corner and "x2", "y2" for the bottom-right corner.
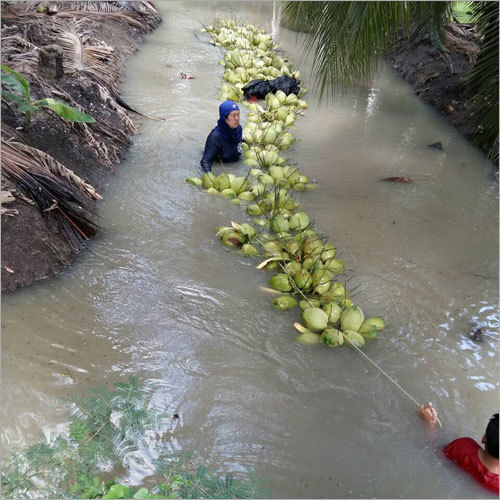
[{"x1": 346, "y1": 338, "x2": 443, "y2": 429}]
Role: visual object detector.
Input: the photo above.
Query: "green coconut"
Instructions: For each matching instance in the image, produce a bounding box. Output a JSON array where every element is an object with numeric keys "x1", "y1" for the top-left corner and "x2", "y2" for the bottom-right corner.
[
  {"x1": 299, "y1": 298, "x2": 320, "y2": 310},
  {"x1": 202, "y1": 172, "x2": 216, "y2": 189},
  {"x1": 263, "y1": 241, "x2": 282, "y2": 256},
  {"x1": 250, "y1": 183, "x2": 265, "y2": 197},
  {"x1": 272, "y1": 295, "x2": 297, "y2": 310},
  {"x1": 358, "y1": 317, "x2": 385, "y2": 338},
  {"x1": 249, "y1": 168, "x2": 262, "y2": 177},
  {"x1": 186, "y1": 177, "x2": 202, "y2": 186},
  {"x1": 247, "y1": 204, "x2": 264, "y2": 216},
  {"x1": 230, "y1": 177, "x2": 249, "y2": 194},
  {"x1": 320, "y1": 282, "x2": 346, "y2": 305},
  {"x1": 295, "y1": 332, "x2": 321, "y2": 345},
  {"x1": 320, "y1": 328, "x2": 344, "y2": 347},
  {"x1": 271, "y1": 215, "x2": 289, "y2": 233},
  {"x1": 321, "y1": 243, "x2": 336, "y2": 261},
  {"x1": 284, "y1": 261, "x2": 301, "y2": 275},
  {"x1": 312, "y1": 269, "x2": 331, "y2": 287},
  {"x1": 239, "y1": 191, "x2": 255, "y2": 200},
  {"x1": 313, "y1": 270, "x2": 332, "y2": 295},
  {"x1": 285, "y1": 239, "x2": 300, "y2": 255},
  {"x1": 294, "y1": 269, "x2": 313, "y2": 290},
  {"x1": 340, "y1": 306, "x2": 365, "y2": 332},
  {"x1": 265, "y1": 261, "x2": 279, "y2": 270},
  {"x1": 343, "y1": 330, "x2": 365, "y2": 348},
  {"x1": 255, "y1": 218, "x2": 270, "y2": 227},
  {"x1": 323, "y1": 302, "x2": 342, "y2": 324},
  {"x1": 289, "y1": 212, "x2": 310, "y2": 231},
  {"x1": 326, "y1": 258, "x2": 345, "y2": 275},
  {"x1": 275, "y1": 89, "x2": 287, "y2": 105},
  {"x1": 215, "y1": 173, "x2": 230, "y2": 191},
  {"x1": 269, "y1": 273, "x2": 292, "y2": 292},
  {"x1": 221, "y1": 231, "x2": 244, "y2": 248},
  {"x1": 302, "y1": 307, "x2": 328, "y2": 332},
  {"x1": 268, "y1": 166, "x2": 285, "y2": 180},
  {"x1": 220, "y1": 188, "x2": 236, "y2": 198},
  {"x1": 238, "y1": 223, "x2": 256, "y2": 240},
  {"x1": 258, "y1": 173, "x2": 275, "y2": 185},
  {"x1": 300, "y1": 257, "x2": 315, "y2": 272},
  {"x1": 241, "y1": 243, "x2": 259, "y2": 256},
  {"x1": 302, "y1": 236, "x2": 322, "y2": 256},
  {"x1": 359, "y1": 317, "x2": 385, "y2": 333}
]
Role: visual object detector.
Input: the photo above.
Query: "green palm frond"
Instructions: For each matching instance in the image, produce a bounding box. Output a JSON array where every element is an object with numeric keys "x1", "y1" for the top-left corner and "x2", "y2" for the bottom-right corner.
[
  {"x1": 283, "y1": 1, "x2": 457, "y2": 95},
  {"x1": 465, "y1": 1, "x2": 498, "y2": 161},
  {"x1": 283, "y1": 2, "x2": 413, "y2": 96},
  {"x1": 281, "y1": 1, "x2": 324, "y2": 34},
  {"x1": 410, "y1": 1, "x2": 454, "y2": 49}
]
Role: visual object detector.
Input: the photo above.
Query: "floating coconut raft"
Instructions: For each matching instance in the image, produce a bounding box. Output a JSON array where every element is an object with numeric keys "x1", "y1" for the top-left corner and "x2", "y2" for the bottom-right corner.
[{"x1": 186, "y1": 19, "x2": 385, "y2": 349}]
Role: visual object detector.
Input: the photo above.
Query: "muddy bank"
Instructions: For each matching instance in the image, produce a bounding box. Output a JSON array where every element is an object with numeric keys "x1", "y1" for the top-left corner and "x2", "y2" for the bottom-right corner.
[
  {"x1": 387, "y1": 23, "x2": 494, "y2": 161},
  {"x1": 1, "y1": 2, "x2": 161, "y2": 292}
]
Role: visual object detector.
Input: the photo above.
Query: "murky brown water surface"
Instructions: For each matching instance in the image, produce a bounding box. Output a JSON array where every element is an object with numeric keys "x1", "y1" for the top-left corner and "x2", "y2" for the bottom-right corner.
[{"x1": 2, "y1": 2, "x2": 498, "y2": 498}]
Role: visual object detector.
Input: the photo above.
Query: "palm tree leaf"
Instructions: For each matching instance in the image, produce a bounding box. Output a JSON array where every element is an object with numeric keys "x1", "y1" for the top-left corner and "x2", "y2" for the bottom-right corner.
[
  {"x1": 409, "y1": 1, "x2": 453, "y2": 49},
  {"x1": 464, "y1": 1, "x2": 498, "y2": 161}
]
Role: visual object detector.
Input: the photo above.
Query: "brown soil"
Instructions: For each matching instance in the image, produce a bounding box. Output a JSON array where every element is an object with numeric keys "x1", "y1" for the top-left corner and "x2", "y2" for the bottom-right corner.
[{"x1": 1, "y1": 2, "x2": 161, "y2": 292}]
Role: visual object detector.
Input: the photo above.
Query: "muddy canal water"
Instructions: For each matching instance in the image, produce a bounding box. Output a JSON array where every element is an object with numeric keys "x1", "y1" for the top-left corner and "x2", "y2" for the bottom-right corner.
[{"x1": 2, "y1": 2, "x2": 498, "y2": 498}]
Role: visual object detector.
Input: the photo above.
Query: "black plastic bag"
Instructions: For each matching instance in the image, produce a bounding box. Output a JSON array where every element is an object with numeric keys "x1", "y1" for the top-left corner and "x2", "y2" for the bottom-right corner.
[
  {"x1": 269, "y1": 76, "x2": 300, "y2": 95},
  {"x1": 242, "y1": 79, "x2": 273, "y2": 99},
  {"x1": 243, "y1": 75, "x2": 300, "y2": 100}
]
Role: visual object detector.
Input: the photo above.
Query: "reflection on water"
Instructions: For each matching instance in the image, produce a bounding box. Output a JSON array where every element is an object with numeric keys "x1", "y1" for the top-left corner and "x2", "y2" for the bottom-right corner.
[{"x1": 2, "y1": 2, "x2": 498, "y2": 498}]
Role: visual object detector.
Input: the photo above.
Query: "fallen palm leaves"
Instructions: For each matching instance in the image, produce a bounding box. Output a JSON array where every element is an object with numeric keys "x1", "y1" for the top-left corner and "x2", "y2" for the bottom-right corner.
[
  {"x1": 1, "y1": 2, "x2": 160, "y2": 260},
  {"x1": 186, "y1": 20, "x2": 385, "y2": 349}
]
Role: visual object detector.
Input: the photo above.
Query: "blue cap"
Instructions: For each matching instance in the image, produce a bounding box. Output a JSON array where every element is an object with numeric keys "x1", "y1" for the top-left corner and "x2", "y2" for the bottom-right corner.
[{"x1": 219, "y1": 100, "x2": 239, "y2": 119}]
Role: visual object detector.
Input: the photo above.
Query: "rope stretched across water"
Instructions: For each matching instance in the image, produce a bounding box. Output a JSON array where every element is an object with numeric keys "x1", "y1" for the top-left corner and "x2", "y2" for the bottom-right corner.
[{"x1": 346, "y1": 339, "x2": 443, "y2": 429}]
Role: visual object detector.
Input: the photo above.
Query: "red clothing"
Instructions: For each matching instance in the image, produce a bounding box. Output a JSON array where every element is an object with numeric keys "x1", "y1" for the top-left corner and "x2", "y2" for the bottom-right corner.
[{"x1": 443, "y1": 437, "x2": 499, "y2": 494}]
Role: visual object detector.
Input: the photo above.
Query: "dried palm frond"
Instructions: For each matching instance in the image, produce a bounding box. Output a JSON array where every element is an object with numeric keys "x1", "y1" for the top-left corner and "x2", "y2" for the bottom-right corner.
[
  {"x1": 2, "y1": 1, "x2": 160, "y2": 28},
  {"x1": 0, "y1": 35, "x2": 39, "y2": 75},
  {"x1": 1, "y1": 190, "x2": 18, "y2": 216},
  {"x1": 95, "y1": 83, "x2": 136, "y2": 132},
  {"x1": 3, "y1": 138, "x2": 103, "y2": 200},
  {"x1": 1, "y1": 207, "x2": 19, "y2": 216},
  {"x1": 2, "y1": 139, "x2": 99, "y2": 250},
  {"x1": 1, "y1": 190, "x2": 16, "y2": 204}
]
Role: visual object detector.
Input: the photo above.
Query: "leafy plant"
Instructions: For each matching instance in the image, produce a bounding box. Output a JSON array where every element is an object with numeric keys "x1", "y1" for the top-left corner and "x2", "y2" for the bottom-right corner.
[
  {"x1": 1, "y1": 377, "x2": 269, "y2": 499},
  {"x1": 1, "y1": 64, "x2": 95, "y2": 132}
]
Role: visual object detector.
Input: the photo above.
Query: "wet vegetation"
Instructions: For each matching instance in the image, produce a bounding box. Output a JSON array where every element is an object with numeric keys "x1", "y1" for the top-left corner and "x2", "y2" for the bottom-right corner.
[{"x1": 1, "y1": 377, "x2": 269, "y2": 499}]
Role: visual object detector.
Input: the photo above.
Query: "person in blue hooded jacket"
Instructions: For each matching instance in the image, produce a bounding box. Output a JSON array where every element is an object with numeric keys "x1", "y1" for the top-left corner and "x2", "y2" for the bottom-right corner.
[{"x1": 200, "y1": 100, "x2": 243, "y2": 173}]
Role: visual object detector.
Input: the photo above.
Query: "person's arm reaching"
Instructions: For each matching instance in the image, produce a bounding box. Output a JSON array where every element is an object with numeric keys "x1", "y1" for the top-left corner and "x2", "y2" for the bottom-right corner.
[{"x1": 200, "y1": 131, "x2": 221, "y2": 173}]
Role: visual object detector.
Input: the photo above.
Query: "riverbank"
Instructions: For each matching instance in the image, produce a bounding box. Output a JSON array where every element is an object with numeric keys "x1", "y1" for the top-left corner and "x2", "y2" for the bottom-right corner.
[
  {"x1": 1, "y1": 2, "x2": 161, "y2": 292},
  {"x1": 387, "y1": 23, "x2": 491, "y2": 160}
]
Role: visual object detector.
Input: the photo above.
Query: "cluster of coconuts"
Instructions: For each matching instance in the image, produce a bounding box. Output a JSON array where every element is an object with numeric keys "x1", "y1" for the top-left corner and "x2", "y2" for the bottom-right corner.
[
  {"x1": 187, "y1": 171, "x2": 253, "y2": 206},
  {"x1": 188, "y1": 20, "x2": 384, "y2": 349},
  {"x1": 211, "y1": 205, "x2": 385, "y2": 348},
  {"x1": 202, "y1": 20, "x2": 304, "y2": 105}
]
